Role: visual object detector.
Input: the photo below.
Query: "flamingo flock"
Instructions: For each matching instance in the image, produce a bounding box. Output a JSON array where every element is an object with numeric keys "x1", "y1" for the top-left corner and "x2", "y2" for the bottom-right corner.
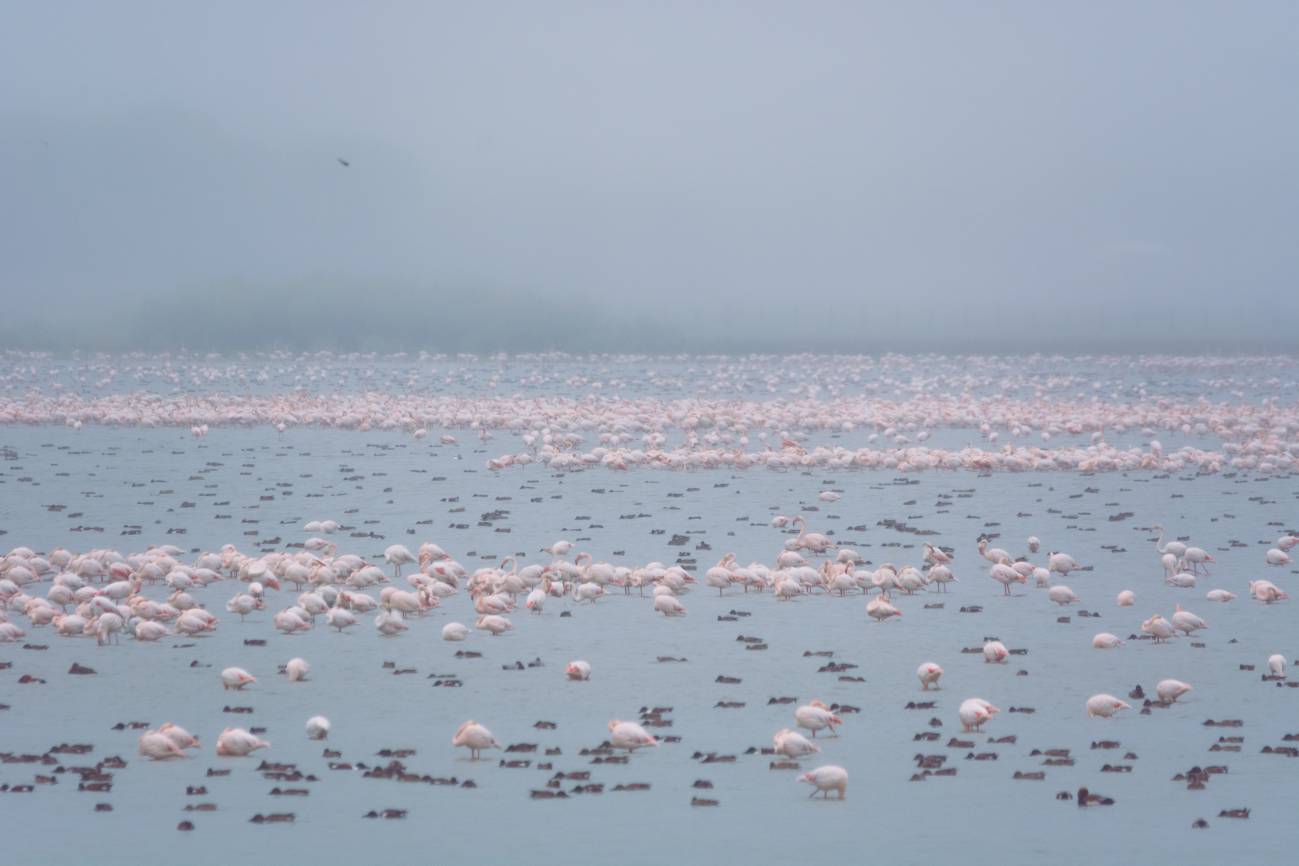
[
  {"x1": 1, "y1": 510, "x2": 1293, "y2": 817},
  {"x1": 4, "y1": 352, "x2": 1299, "y2": 475},
  {"x1": 1, "y1": 352, "x2": 1297, "y2": 856},
  {"x1": 0, "y1": 520, "x2": 1292, "y2": 654}
]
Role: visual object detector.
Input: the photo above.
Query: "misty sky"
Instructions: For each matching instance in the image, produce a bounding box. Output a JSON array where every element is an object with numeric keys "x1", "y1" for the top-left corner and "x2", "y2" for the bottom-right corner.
[{"x1": 2, "y1": 1, "x2": 1297, "y2": 353}]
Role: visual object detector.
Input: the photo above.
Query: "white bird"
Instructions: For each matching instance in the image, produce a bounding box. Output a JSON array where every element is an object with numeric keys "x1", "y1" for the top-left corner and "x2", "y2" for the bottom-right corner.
[
  {"x1": 216, "y1": 727, "x2": 269, "y2": 757},
  {"x1": 225, "y1": 593, "x2": 258, "y2": 620},
  {"x1": 774, "y1": 578, "x2": 801, "y2": 601},
  {"x1": 1265, "y1": 548, "x2": 1291, "y2": 567},
  {"x1": 442, "y1": 622, "x2": 470, "y2": 641},
  {"x1": 1170, "y1": 605, "x2": 1207, "y2": 635},
  {"x1": 1048, "y1": 552, "x2": 1079, "y2": 575},
  {"x1": 158, "y1": 722, "x2": 199, "y2": 751},
  {"x1": 565, "y1": 660, "x2": 591, "y2": 681},
  {"x1": 1048, "y1": 585, "x2": 1078, "y2": 606},
  {"x1": 794, "y1": 700, "x2": 842, "y2": 738},
  {"x1": 325, "y1": 606, "x2": 357, "y2": 631},
  {"x1": 978, "y1": 537, "x2": 1012, "y2": 565},
  {"x1": 54, "y1": 613, "x2": 88, "y2": 636},
  {"x1": 989, "y1": 563, "x2": 1024, "y2": 595},
  {"x1": 0, "y1": 622, "x2": 27, "y2": 642},
  {"x1": 772, "y1": 728, "x2": 820, "y2": 759},
  {"x1": 1205, "y1": 589, "x2": 1236, "y2": 603},
  {"x1": 958, "y1": 698, "x2": 999, "y2": 732},
  {"x1": 573, "y1": 582, "x2": 605, "y2": 603},
  {"x1": 133, "y1": 620, "x2": 169, "y2": 641},
  {"x1": 927, "y1": 564, "x2": 957, "y2": 592},
  {"x1": 138, "y1": 730, "x2": 187, "y2": 760},
  {"x1": 1153, "y1": 525, "x2": 1187, "y2": 559},
  {"x1": 704, "y1": 564, "x2": 733, "y2": 595},
  {"x1": 1092, "y1": 632, "x2": 1123, "y2": 649},
  {"x1": 285, "y1": 657, "x2": 309, "y2": 682},
  {"x1": 1249, "y1": 579, "x2": 1289, "y2": 603},
  {"x1": 1267, "y1": 654, "x2": 1286, "y2": 676},
  {"x1": 383, "y1": 544, "x2": 416, "y2": 577},
  {"x1": 798, "y1": 764, "x2": 848, "y2": 799},
  {"x1": 375, "y1": 608, "x2": 408, "y2": 636},
  {"x1": 475, "y1": 614, "x2": 512, "y2": 635},
  {"x1": 1181, "y1": 547, "x2": 1212, "y2": 575},
  {"x1": 1086, "y1": 694, "x2": 1132, "y2": 718},
  {"x1": 305, "y1": 716, "x2": 331, "y2": 740},
  {"x1": 273, "y1": 608, "x2": 312, "y2": 633},
  {"x1": 381, "y1": 587, "x2": 423, "y2": 615},
  {"x1": 1141, "y1": 614, "x2": 1175, "y2": 642},
  {"x1": 220, "y1": 667, "x2": 255, "y2": 690},
  {"x1": 173, "y1": 610, "x2": 213, "y2": 637},
  {"x1": 917, "y1": 662, "x2": 943, "y2": 690},
  {"x1": 452, "y1": 720, "x2": 500, "y2": 759},
  {"x1": 866, "y1": 595, "x2": 901, "y2": 623},
  {"x1": 1156, "y1": 679, "x2": 1192, "y2": 702},
  {"x1": 653, "y1": 594, "x2": 686, "y2": 617},
  {"x1": 94, "y1": 612, "x2": 124, "y2": 645},
  {"x1": 983, "y1": 640, "x2": 1009, "y2": 663},
  {"x1": 608, "y1": 720, "x2": 657, "y2": 751}
]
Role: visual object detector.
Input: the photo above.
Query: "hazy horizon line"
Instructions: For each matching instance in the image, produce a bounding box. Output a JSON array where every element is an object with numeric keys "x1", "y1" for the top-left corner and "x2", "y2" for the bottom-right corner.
[{"x1": 3, "y1": 333, "x2": 1296, "y2": 356}]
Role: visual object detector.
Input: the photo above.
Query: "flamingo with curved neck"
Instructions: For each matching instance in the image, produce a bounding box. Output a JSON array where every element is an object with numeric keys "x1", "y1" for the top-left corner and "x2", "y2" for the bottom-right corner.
[{"x1": 1152, "y1": 525, "x2": 1187, "y2": 558}]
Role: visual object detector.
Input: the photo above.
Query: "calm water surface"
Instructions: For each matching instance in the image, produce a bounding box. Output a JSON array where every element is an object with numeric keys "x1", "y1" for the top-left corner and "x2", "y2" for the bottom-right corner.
[{"x1": 1, "y1": 421, "x2": 1296, "y2": 866}]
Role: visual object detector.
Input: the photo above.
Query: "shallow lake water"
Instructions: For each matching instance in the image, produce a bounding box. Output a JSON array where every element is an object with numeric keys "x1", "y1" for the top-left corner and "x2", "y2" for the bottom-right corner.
[{"x1": 2, "y1": 360, "x2": 1298, "y2": 866}]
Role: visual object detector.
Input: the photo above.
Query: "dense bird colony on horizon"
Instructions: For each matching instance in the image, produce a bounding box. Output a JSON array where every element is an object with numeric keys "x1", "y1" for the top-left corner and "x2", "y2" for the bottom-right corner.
[{"x1": 2, "y1": 352, "x2": 1298, "y2": 475}]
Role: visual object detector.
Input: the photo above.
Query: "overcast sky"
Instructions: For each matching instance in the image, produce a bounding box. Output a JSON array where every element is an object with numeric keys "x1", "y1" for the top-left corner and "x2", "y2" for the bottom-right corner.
[{"x1": 2, "y1": 1, "x2": 1296, "y2": 353}]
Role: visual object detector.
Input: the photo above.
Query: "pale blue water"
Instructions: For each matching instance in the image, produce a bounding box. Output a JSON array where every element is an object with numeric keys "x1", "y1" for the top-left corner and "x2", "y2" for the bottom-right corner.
[{"x1": 2, "y1": 373, "x2": 1298, "y2": 865}]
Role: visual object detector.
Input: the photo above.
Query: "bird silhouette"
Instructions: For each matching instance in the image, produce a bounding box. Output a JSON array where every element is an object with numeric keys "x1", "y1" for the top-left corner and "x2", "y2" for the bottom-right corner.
[{"x1": 337, "y1": 158, "x2": 350, "y2": 167}]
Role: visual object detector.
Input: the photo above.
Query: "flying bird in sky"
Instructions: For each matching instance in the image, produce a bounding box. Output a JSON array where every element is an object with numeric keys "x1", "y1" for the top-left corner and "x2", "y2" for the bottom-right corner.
[{"x1": 336, "y1": 157, "x2": 350, "y2": 167}]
